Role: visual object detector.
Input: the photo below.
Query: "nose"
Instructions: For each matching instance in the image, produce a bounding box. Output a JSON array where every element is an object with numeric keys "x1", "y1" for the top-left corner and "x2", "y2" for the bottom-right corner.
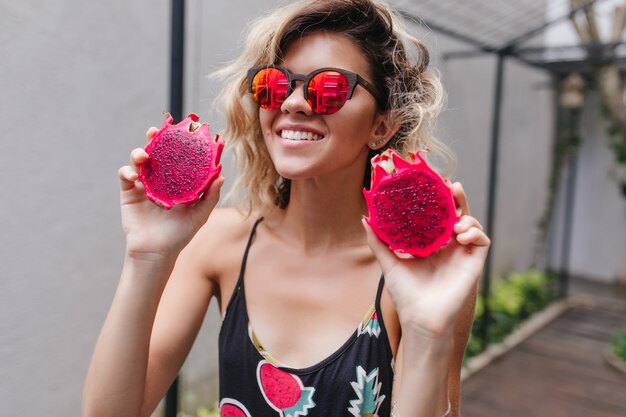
[{"x1": 280, "y1": 82, "x2": 314, "y2": 116}]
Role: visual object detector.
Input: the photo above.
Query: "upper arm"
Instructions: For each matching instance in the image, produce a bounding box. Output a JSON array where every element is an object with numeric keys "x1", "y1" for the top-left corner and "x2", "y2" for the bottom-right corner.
[
  {"x1": 139, "y1": 209, "x2": 245, "y2": 416},
  {"x1": 139, "y1": 230, "x2": 215, "y2": 415}
]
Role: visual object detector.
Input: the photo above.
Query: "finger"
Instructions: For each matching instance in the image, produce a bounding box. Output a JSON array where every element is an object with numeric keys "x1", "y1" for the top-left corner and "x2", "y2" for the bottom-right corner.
[
  {"x1": 146, "y1": 127, "x2": 159, "y2": 142},
  {"x1": 451, "y1": 182, "x2": 470, "y2": 217},
  {"x1": 201, "y1": 166, "x2": 223, "y2": 200},
  {"x1": 362, "y1": 219, "x2": 398, "y2": 272},
  {"x1": 456, "y1": 227, "x2": 491, "y2": 247},
  {"x1": 118, "y1": 165, "x2": 138, "y2": 191},
  {"x1": 130, "y1": 148, "x2": 149, "y2": 171},
  {"x1": 202, "y1": 176, "x2": 225, "y2": 206},
  {"x1": 188, "y1": 176, "x2": 225, "y2": 221},
  {"x1": 453, "y1": 214, "x2": 484, "y2": 235}
]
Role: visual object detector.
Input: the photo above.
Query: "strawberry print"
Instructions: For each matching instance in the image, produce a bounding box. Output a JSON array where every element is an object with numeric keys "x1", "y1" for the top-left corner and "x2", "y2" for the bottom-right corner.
[
  {"x1": 257, "y1": 360, "x2": 316, "y2": 417},
  {"x1": 220, "y1": 398, "x2": 252, "y2": 417},
  {"x1": 348, "y1": 366, "x2": 386, "y2": 417}
]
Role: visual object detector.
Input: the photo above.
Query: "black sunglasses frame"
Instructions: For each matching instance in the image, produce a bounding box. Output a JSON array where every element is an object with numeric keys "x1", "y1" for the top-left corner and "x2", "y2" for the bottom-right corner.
[{"x1": 247, "y1": 65, "x2": 384, "y2": 113}]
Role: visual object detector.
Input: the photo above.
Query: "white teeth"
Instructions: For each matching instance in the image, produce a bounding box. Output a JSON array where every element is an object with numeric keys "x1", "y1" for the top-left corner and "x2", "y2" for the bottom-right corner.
[{"x1": 280, "y1": 129, "x2": 322, "y2": 141}]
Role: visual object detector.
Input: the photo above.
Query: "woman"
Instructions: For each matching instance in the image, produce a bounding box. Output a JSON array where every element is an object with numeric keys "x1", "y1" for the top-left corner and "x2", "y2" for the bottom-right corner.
[{"x1": 83, "y1": 1, "x2": 490, "y2": 416}]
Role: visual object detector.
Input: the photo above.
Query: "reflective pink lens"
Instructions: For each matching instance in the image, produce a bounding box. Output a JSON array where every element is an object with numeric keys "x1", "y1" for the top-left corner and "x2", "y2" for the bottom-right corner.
[
  {"x1": 307, "y1": 71, "x2": 350, "y2": 114},
  {"x1": 251, "y1": 68, "x2": 289, "y2": 109}
]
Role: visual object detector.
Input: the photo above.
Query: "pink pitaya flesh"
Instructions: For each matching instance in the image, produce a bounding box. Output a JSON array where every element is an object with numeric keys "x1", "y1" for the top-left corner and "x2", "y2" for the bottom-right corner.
[
  {"x1": 139, "y1": 113, "x2": 224, "y2": 210},
  {"x1": 363, "y1": 149, "x2": 458, "y2": 257}
]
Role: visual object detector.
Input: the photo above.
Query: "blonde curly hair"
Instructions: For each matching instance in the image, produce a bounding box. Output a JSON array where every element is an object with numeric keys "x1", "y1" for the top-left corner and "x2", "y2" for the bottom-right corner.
[{"x1": 213, "y1": 0, "x2": 454, "y2": 214}]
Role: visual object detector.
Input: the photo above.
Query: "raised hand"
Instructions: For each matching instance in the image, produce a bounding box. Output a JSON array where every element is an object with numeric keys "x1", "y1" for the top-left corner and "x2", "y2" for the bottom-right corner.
[
  {"x1": 363, "y1": 182, "x2": 490, "y2": 339},
  {"x1": 117, "y1": 127, "x2": 224, "y2": 258}
]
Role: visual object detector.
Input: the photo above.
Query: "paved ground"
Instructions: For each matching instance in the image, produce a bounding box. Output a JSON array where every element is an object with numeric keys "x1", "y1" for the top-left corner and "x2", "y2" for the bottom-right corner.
[{"x1": 460, "y1": 298, "x2": 626, "y2": 417}]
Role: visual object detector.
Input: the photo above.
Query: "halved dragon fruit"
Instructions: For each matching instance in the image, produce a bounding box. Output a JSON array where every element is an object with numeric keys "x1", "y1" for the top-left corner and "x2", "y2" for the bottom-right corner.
[
  {"x1": 363, "y1": 149, "x2": 458, "y2": 258},
  {"x1": 257, "y1": 360, "x2": 316, "y2": 417},
  {"x1": 138, "y1": 113, "x2": 223, "y2": 209}
]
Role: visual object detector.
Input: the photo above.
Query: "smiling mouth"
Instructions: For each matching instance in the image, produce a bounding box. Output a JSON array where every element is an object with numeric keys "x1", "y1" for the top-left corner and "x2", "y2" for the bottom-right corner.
[{"x1": 280, "y1": 129, "x2": 324, "y2": 141}]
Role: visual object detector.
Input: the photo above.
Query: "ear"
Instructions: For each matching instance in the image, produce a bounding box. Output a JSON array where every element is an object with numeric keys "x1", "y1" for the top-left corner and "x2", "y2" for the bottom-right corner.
[{"x1": 368, "y1": 113, "x2": 399, "y2": 150}]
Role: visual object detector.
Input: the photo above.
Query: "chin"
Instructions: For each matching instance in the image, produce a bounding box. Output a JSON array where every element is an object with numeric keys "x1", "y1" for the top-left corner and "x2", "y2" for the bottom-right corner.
[
  {"x1": 274, "y1": 169, "x2": 307, "y2": 181},
  {"x1": 272, "y1": 160, "x2": 318, "y2": 181}
]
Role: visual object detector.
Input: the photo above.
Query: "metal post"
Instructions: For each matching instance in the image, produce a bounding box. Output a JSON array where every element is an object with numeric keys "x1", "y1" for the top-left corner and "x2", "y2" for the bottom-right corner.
[
  {"x1": 170, "y1": 0, "x2": 185, "y2": 123},
  {"x1": 165, "y1": 0, "x2": 185, "y2": 416},
  {"x1": 558, "y1": 152, "x2": 578, "y2": 298},
  {"x1": 479, "y1": 52, "x2": 506, "y2": 346}
]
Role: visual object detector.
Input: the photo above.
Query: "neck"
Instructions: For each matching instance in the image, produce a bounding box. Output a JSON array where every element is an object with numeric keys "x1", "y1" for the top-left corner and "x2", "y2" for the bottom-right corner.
[{"x1": 274, "y1": 167, "x2": 370, "y2": 254}]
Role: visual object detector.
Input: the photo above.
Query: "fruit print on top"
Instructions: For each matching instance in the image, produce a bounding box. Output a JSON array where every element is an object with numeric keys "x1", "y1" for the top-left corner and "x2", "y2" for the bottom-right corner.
[
  {"x1": 257, "y1": 360, "x2": 316, "y2": 417},
  {"x1": 220, "y1": 398, "x2": 252, "y2": 417},
  {"x1": 358, "y1": 305, "x2": 381, "y2": 338},
  {"x1": 348, "y1": 366, "x2": 386, "y2": 417}
]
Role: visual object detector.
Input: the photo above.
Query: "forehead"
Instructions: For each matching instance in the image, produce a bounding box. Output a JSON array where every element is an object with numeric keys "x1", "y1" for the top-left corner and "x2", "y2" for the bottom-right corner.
[{"x1": 279, "y1": 32, "x2": 371, "y2": 76}]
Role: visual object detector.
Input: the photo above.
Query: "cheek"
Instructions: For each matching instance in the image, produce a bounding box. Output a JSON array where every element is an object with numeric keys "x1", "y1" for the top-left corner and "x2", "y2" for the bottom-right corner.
[
  {"x1": 259, "y1": 111, "x2": 275, "y2": 139},
  {"x1": 332, "y1": 105, "x2": 378, "y2": 141}
]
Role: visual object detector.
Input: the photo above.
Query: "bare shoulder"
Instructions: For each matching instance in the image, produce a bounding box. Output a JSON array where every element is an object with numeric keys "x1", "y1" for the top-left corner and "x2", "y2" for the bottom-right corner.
[
  {"x1": 186, "y1": 207, "x2": 259, "y2": 281},
  {"x1": 203, "y1": 206, "x2": 259, "y2": 243}
]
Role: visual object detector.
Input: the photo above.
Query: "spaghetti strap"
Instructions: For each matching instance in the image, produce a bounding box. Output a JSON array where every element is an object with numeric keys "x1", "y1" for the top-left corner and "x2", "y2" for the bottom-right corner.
[
  {"x1": 374, "y1": 274, "x2": 385, "y2": 309},
  {"x1": 221, "y1": 217, "x2": 264, "y2": 321},
  {"x1": 235, "y1": 217, "x2": 264, "y2": 288},
  {"x1": 374, "y1": 274, "x2": 394, "y2": 360}
]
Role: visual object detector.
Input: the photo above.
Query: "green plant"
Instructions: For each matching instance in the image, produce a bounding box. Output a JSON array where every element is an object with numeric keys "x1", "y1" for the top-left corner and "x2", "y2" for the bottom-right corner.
[
  {"x1": 464, "y1": 270, "x2": 555, "y2": 360},
  {"x1": 612, "y1": 329, "x2": 626, "y2": 362},
  {"x1": 177, "y1": 407, "x2": 219, "y2": 417}
]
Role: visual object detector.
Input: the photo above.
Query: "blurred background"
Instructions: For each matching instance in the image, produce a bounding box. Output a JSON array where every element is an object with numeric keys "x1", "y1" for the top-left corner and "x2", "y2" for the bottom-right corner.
[{"x1": 1, "y1": 0, "x2": 625, "y2": 416}]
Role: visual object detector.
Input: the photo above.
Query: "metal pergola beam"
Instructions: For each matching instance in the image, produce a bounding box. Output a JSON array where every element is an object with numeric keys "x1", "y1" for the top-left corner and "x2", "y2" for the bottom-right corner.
[
  {"x1": 398, "y1": 9, "x2": 499, "y2": 54},
  {"x1": 501, "y1": 0, "x2": 600, "y2": 50},
  {"x1": 441, "y1": 46, "x2": 626, "y2": 76},
  {"x1": 443, "y1": 41, "x2": 626, "y2": 62},
  {"x1": 516, "y1": 40, "x2": 626, "y2": 55},
  {"x1": 403, "y1": 1, "x2": 605, "y2": 59},
  {"x1": 443, "y1": 41, "x2": 626, "y2": 59},
  {"x1": 533, "y1": 56, "x2": 626, "y2": 73}
]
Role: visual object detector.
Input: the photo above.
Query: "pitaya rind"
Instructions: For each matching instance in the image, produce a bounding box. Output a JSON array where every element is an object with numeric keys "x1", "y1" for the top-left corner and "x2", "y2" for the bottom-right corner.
[
  {"x1": 139, "y1": 113, "x2": 223, "y2": 210},
  {"x1": 363, "y1": 149, "x2": 458, "y2": 258}
]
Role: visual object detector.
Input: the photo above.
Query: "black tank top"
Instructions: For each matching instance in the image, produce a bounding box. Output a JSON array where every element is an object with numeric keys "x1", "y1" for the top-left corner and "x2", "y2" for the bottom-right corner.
[{"x1": 218, "y1": 218, "x2": 394, "y2": 417}]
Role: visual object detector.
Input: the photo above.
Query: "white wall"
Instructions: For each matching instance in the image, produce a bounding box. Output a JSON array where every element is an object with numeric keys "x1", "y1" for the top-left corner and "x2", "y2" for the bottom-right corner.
[
  {"x1": 1, "y1": 1, "x2": 167, "y2": 415},
  {"x1": 0, "y1": 1, "x2": 275, "y2": 415}
]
